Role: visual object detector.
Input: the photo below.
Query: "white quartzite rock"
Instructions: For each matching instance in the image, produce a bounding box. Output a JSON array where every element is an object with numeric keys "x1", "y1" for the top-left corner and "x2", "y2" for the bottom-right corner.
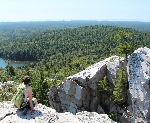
[
  {"x1": 48, "y1": 59, "x2": 107, "y2": 114},
  {"x1": 0, "y1": 101, "x2": 116, "y2": 123},
  {"x1": 48, "y1": 55, "x2": 126, "y2": 117},
  {"x1": 127, "y1": 47, "x2": 150, "y2": 123}
]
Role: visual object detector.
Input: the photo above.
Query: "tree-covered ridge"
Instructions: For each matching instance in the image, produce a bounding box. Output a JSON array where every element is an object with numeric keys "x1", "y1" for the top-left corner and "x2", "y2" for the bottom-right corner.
[{"x1": 0, "y1": 25, "x2": 150, "y2": 61}]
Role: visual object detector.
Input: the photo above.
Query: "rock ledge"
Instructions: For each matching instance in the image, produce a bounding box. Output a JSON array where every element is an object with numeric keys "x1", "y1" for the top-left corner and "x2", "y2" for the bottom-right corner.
[{"x1": 0, "y1": 101, "x2": 116, "y2": 123}]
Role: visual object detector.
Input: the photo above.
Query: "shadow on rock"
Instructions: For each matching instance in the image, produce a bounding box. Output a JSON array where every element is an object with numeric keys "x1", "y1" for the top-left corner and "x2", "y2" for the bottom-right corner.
[{"x1": 16, "y1": 109, "x2": 43, "y2": 120}]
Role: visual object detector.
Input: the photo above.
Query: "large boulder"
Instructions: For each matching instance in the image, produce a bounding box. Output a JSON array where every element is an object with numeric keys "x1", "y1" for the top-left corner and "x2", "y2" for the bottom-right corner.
[
  {"x1": 127, "y1": 47, "x2": 150, "y2": 122},
  {"x1": 48, "y1": 56, "x2": 126, "y2": 115},
  {"x1": 48, "y1": 59, "x2": 107, "y2": 114}
]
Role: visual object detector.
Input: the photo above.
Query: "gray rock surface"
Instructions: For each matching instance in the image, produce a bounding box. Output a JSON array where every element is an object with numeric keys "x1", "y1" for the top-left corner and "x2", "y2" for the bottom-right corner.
[
  {"x1": 48, "y1": 58, "x2": 107, "y2": 114},
  {"x1": 127, "y1": 47, "x2": 150, "y2": 123},
  {"x1": 0, "y1": 101, "x2": 116, "y2": 123},
  {"x1": 48, "y1": 56, "x2": 127, "y2": 115}
]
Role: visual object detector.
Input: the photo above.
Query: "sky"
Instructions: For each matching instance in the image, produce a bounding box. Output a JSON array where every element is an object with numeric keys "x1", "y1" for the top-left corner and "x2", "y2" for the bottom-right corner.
[{"x1": 0, "y1": 0, "x2": 150, "y2": 22}]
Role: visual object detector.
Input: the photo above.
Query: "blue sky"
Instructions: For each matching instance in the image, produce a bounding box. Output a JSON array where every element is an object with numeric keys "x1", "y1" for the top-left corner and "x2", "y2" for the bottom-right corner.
[{"x1": 0, "y1": 0, "x2": 150, "y2": 22}]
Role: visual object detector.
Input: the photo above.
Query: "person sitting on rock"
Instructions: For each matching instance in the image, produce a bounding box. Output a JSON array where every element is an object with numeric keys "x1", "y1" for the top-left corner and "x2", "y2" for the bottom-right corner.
[
  {"x1": 22, "y1": 76, "x2": 38, "y2": 114},
  {"x1": 12, "y1": 75, "x2": 38, "y2": 115}
]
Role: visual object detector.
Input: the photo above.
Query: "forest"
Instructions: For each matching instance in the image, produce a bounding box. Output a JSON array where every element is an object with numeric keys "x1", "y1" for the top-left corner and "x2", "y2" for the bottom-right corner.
[{"x1": 0, "y1": 21, "x2": 150, "y2": 106}]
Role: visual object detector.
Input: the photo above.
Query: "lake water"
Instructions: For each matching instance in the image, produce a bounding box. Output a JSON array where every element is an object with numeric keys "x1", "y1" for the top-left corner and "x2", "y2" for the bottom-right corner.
[{"x1": 0, "y1": 58, "x2": 28, "y2": 68}]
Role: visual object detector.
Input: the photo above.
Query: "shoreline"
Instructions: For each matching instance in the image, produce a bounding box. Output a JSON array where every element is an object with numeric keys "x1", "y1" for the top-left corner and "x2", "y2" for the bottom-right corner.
[
  {"x1": 0, "y1": 57, "x2": 37, "y2": 68},
  {"x1": 3, "y1": 58, "x2": 36, "y2": 64}
]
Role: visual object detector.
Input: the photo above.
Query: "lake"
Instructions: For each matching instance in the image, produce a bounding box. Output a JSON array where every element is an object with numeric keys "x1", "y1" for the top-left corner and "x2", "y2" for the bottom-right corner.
[{"x1": 0, "y1": 58, "x2": 28, "y2": 68}]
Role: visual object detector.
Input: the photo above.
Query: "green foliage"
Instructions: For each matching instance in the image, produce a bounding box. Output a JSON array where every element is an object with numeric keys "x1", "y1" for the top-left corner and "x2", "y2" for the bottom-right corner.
[
  {"x1": 98, "y1": 76, "x2": 112, "y2": 103},
  {"x1": 0, "y1": 82, "x2": 18, "y2": 102},
  {"x1": 32, "y1": 68, "x2": 51, "y2": 105},
  {"x1": 116, "y1": 41, "x2": 134, "y2": 58},
  {"x1": 114, "y1": 30, "x2": 136, "y2": 57},
  {"x1": 2, "y1": 25, "x2": 149, "y2": 62},
  {"x1": 6, "y1": 63, "x2": 15, "y2": 76},
  {"x1": 112, "y1": 68, "x2": 127, "y2": 103},
  {"x1": 109, "y1": 112, "x2": 117, "y2": 122},
  {"x1": 99, "y1": 76, "x2": 111, "y2": 93},
  {"x1": 109, "y1": 112, "x2": 120, "y2": 123}
]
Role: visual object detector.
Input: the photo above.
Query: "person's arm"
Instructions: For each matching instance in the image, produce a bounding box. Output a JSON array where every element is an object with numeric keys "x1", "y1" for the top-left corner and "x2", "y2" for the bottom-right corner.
[{"x1": 28, "y1": 86, "x2": 34, "y2": 112}]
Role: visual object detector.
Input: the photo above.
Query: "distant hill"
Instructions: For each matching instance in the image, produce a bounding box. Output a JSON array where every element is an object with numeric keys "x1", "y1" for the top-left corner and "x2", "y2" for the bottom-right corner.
[
  {"x1": 0, "y1": 21, "x2": 150, "y2": 33},
  {"x1": 1, "y1": 21, "x2": 150, "y2": 42}
]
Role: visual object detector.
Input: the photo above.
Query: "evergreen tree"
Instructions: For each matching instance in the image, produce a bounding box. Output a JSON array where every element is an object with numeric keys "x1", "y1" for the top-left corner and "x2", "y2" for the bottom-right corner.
[
  {"x1": 114, "y1": 30, "x2": 135, "y2": 58},
  {"x1": 98, "y1": 76, "x2": 112, "y2": 103},
  {"x1": 112, "y1": 68, "x2": 127, "y2": 104},
  {"x1": 116, "y1": 41, "x2": 134, "y2": 59},
  {"x1": 6, "y1": 63, "x2": 15, "y2": 76},
  {"x1": 99, "y1": 76, "x2": 110, "y2": 94}
]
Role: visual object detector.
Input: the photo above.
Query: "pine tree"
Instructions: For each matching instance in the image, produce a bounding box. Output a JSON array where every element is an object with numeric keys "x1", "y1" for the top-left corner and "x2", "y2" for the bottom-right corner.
[
  {"x1": 6, "y1": 63, "x2": 15, "y2": 76},
  {"x1": 98, "y1": 76, "x2": 112, "y2": 103},
  {"x1": 112, "y1": 68, "x2": 127, "y2": 103},
  {"x1": 99, "y1": 76, "x2": 110, "y2": 93}
]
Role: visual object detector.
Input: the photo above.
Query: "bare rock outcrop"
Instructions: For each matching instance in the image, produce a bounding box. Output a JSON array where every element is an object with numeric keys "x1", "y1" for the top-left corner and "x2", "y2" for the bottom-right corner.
[
  {"x1": 48, "y1": 59, "x2": 106, "y2": 114},
  {"x1": 126, "y1": 47, "x2": 150, "y2": 123},
  {"x1": 0, "y1": 101, "x2": 116, "y2": 123},
  {"x1": 48, "y1": 56, "x2": 127, "y2": 115}
]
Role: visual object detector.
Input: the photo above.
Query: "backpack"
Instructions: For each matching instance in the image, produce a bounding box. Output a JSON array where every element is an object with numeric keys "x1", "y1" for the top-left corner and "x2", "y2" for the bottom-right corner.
[{"x1": 12, "y1": 84, "x2": 29, "y2": 109}]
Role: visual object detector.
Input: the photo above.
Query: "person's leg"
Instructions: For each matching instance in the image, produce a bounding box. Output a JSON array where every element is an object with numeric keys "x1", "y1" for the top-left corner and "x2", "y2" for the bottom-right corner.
[
  {"x1": 23, "y1": 98, "x2": 37, "y2": 114},
  {"x1": 32, "y1": 98, "x2": 38, "y2": 106}
]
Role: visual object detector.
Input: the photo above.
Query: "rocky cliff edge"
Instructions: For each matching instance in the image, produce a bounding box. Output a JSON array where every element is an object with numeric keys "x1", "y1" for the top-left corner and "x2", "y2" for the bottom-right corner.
[{"x1": 0, "y1": 101, "x2": 116, "y2": 123}]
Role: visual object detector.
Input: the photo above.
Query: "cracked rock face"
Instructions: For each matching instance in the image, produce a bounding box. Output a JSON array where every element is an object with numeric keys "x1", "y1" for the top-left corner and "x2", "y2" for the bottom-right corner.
[
  {"x1": 0, "y1": 101, "x2": 116, "y2": 123},
  {"x1": 127, "y1": 47, "x2": 150, "y2": 122},
  {"x1": 48, "y1": 59, "x2": 107, "y2": 114},
  {"x1": 48, "y1": 55, "x2": 126, "y2": 115}
]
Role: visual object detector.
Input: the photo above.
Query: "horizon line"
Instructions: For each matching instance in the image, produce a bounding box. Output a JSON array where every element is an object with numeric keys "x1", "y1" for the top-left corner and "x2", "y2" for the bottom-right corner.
[{"x1": 0, "y1": 20, "x2": 150, "y2": 23}]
